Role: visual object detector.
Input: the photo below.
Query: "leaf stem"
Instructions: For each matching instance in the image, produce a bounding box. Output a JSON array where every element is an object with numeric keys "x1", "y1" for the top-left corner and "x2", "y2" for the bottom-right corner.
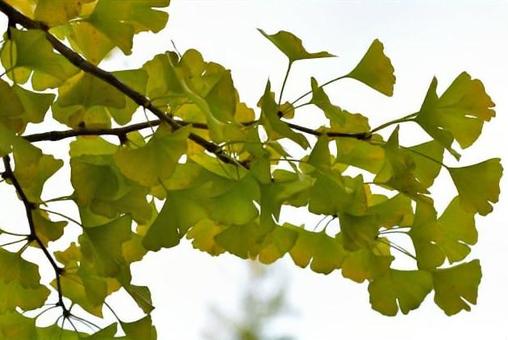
[
  {"x1": 278, "y1": 61, "x2": 293, "y2": 105},
  {"x1": 370, "y1": 112, "x2": 418, "y2": 134},
  {"x1": 290, "y1": 75, "x2": 347, "y2": 106},
  {"x1": 39, "y1": 208, "x2": 83, "y2": 227}
]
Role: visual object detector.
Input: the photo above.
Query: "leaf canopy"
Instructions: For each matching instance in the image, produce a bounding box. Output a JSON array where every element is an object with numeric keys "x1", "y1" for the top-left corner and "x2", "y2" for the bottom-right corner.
[{"x1": 0, "y1": 1, "x2": 502, "y2": 337}]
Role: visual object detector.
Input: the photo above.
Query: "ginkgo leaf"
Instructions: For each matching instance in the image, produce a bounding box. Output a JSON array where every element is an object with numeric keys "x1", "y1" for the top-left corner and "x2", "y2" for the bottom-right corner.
[
  {"x1": 53, "y1": 242, "x2": 119, "y2": 317},
  {"x1": 408, "y1": 140, "x2": 444, "y2": 188},
  {"x1": 259, "y1": 81, "x2": 309, "y2": 148},
  {"x1": 449, "y1": 158, "x2": 502, "y2": 216},
  {"x1": 79, "y1": 215, "x2": 133, "y2": 277},
  {"x1": 12, "y1": 141, "x2": 63, "y2": 202},
  {"x1": 341, "y1": 241, "x2": 392, "y2": 283},
  {"x1": 10, "y1": 85, "x2": 55, "y2": 133},
  {"x1": 286, "y1": 225, "x2": 346, "y2": 274},
  {"x1": 114, "y1": 126, "x2": 189, "y2": 187},
  {"x1": 309, "y1": 173, "x2": 367, "y2": 217},
  {"x1": 214, "y1": 222, "x2": 267, "y2": 259},
  {"x1": 87, "y1": 324, "x2": 118, "y2": 339},
  {"x1": 0, "y1": 79, "x2": 24, "y2": 130},
  {"x1": 57, "y1": 71, "x2": 126, "y2": 109},
  {"x1": 62, "y1": 0, "x2": 171, "y2": 63},
  {"x1": 347, "y1": 39, "x2": 395, "y2": 96},
  {"x1": 336, "y1": 136, "x2": 385, "y2": 174},
  {"x1": 410, "y1": 197, "x2": 477, "y2": 269},
  {"x1": 0, "y1": 29, "x2": 79, "y2": 90},
  {"x1": 310, "y1": 77, "x2": 345, "y2": 124},
  {"x1": 0, "y1": 249, "x2": 50, "y2": 312},
  {"x1": 415, "y1": 73, "x2": 495, "y2": 158},
  {"x1": 32, "y1": 209, "x2": 67, "y2": 247},
  {"x1": 70, "y1": 137, "x2": 153, "y2": 223},
  {"x1": 368, "y1": 269, "x2": 433, "y2": 315},
  {"x1": 206, "y1": 175, "x2": 260, "y2": 226},
  {"x1": 258, "y1": 29, "x2": 335, "y2": 62},
  {"x1": 34, "y1": 0, "x2": 94, "y2": 27},
  {"x1": 186, "y1": 219, "x2": 226, "y2": 256},
  {"x1": 432, "y1": 260, "x2": 481, "y2": 315},
  {"x1": 375, "y1": 127, "x2": 429, "y2": 198},
  {"x1": 143, "y1": 190, "x2": 207, "y2": 251},
  {"x1": 122, "y1": 316, "x2": 157, "y2": 340},
  {"x1": 257, "y1": 226, "x2": 298, "y2": 264},
  {"x1": 0, "y1": 312, "x2": 37, "y2": 339}
]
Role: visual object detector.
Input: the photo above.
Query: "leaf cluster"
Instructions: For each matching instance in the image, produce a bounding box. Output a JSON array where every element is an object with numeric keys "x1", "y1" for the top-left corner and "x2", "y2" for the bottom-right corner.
[{"x1": 0, "y1": 0, "x2": 502, "y2": 337}]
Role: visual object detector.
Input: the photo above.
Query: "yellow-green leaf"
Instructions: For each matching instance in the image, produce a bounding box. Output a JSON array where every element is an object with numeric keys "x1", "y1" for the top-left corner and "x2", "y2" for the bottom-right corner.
[
  {"x1": 0, "y1": 29, "x2": 79, "y2": 90},
  {"x1": 449, "y1": 158, "x2": 502, "y2": 216},
  {"x1": 347, "y1": 39, "x2": 395, "y2": 96},
  {"x1": 114, "y1": 126, "x2": 189, "y2": 187},
  {"x1": 258, "y1": 29, "x2": 335, "y2": 62},
  {"x1": 415, "y1": 73, "x2": 495, "y2": 158},
  {"x1": 368, "y1": 269, "x2": 433, "y2": 315},
  {"x1": 432, "y1": 260, "x2": 481, "y2": 315}
]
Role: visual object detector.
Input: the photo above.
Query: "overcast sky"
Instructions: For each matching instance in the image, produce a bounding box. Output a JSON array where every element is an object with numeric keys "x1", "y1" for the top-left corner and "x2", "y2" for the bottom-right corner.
[{"x1": 2, "y1": 1, "x2": 508, "y2": 339}]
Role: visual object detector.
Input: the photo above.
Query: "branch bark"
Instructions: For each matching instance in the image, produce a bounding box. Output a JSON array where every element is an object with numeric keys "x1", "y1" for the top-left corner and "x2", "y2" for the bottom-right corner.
[
  {"x1": 1, "y1": 156, "x2": 67, "y2": 312},
  {"x1": 0, "y1": 0, "x2": 238, "y2": 165}
]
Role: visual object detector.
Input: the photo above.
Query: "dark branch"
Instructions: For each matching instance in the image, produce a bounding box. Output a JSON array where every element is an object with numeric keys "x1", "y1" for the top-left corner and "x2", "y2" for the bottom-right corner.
[
  {"x1": 0, "y1": 0, "x2": 237, "y2": 165},
  {"x1": 1, "y1": 155, "x2": 68, "y2": 313}
]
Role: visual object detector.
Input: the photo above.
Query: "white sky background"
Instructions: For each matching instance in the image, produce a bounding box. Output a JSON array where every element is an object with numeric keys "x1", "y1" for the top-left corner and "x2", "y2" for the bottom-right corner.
[{"x1": 1, "y1": 1, "x2": 508, "y2": 339}]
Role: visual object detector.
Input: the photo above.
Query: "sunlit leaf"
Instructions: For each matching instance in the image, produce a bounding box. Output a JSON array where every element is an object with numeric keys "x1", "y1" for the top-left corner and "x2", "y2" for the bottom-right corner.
[
  {"x1": 0, "y1": 29, "x2": 79, "y2": 90},
  {"x1": 410, "y1": 198, "x2": 477, "y2": 269},
  {"x1": 415, "y1": 72, "x2": 495, "y2": 158},
  {"x1": 432, "y1": 260, "x2": 481, "y2": 315},
  {"x1": 369, "y1": 269, "x2": 433, "y2": 315},
  {"x1": 449, "y1": 158, "x2": 502, "y2": 216},
  {"x1": 258, "y1": 29, "x2": 335, "y2": 62},
  {"x1": 347, "y1": 39, "x2": 395, "y2": 96}
]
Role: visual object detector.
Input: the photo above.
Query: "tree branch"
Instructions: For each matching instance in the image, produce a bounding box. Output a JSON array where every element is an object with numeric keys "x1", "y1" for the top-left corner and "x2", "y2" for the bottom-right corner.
[
  {"x1": 1, "y1": 155, "x2": 68, "y2": 313},
  {"x1": 0, "y1": 0, "x2": 237, "y2": 166}
]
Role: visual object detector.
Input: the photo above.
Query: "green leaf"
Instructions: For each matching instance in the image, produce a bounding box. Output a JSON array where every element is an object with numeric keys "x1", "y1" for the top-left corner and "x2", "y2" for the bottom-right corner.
[
  {"x1": 309, "y1": 173, "x2": 367, "y2": 217},
  {"x1": 286, "y1": 225, "x2": 346, "y2": 274},
  {"x1": 57, "y1": 71, "x2": 126, "y2": 109},
  {"x1": 114, "y1": 126, "x2": 189, "y2": 187},
  {"x1": 186, "y1": 219, "x2": 226, "y2": 256},
  {"x1": 34, "y1": 0, "x2": 94, "y2": 27},
  {"x1": 347, "y1": 39, "x2": 395, "y2": 96},
  {"x1": 206, "y1": 175, "x2": 260, "y2": 226},
  {"x1": 259, "y1": 81, "x2": 309, "y2": 148},
  {"x1": 257, "y1": 226, "x2": 298, "y2": 264},
  {"x1": 368, "y1": 269, "x2": 433, "y2": 315},
  {"x1": 408, "y1": 140, "x2": 444, "y2": 188},
  {"x1": 122, "y1": 316, "x2": 157, "y2": 340},
  {"x1": 0, "y1": 29, "x2": 79, "y2": 90},
  {"x1": 415, "y1": 73, "x2": 495, "y2": 158},
  {"x1": 87, "y1": 324, "x2": 118, "y2": 339},
  {"x1": 62, "y1": 0, "x2": 171, "y2": 63},
  {"x1": 0, "y1": 312, "x2": 37, "y2": 339},
  {"x1": 310, "y1": 77, "x2": 345, "y2": 124},
  {"x1": 336, "y1": 136, "x2": 385, "y2": 174},
  {"x1": 375, "y1": 127, "x2": 429, "y2": 198},
  {"x1": 70, "y1": 137, "x2": 153, "y2": 224},
  {"x1": 449, "y1": 158, "x2": 502, "y2": 216},
  {"x1": 143, "y1": 190, "x2": 207, "y2": 251},
  {"x1": 32, "y1": 210, "x2": 67, "y2": 247},
  {"x1": 79, "y1": 215, "x2": 133, "y2": 277},
  {"x1": 341, "y1": 240, "x2": 392, "y2": 282},
  {"x1": 0, "y1": 249, "x2": 50, "y2": 312},
  {"x1": 432, "y1": 260, "x2": 482, "y2": 315},
  {"x1": 12, "y1": 141, "x2": 63, "y2": 202},
  {"x1": 0, "y1": 79, "x2": 24, "y2": 131},
  {"x1": 410, "y1": 198, "x2": 477, "y2": 269},
  {"x1": 258, "y1": 29, "x2": 335, "y2": 62}
]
